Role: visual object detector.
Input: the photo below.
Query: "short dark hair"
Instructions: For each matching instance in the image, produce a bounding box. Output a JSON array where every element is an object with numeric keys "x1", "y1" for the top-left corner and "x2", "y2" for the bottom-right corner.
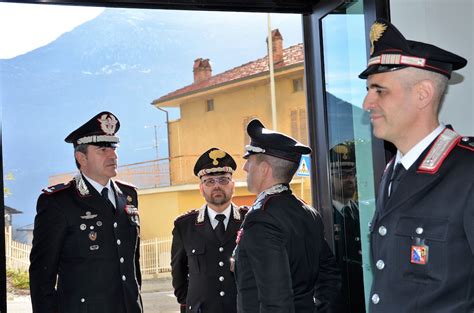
[
  {"x1": 74, "y1": 144, "x2": 88, "y2": 169},
  {"x1": 255, "y1": 154, "x2": 299, "y2": 183}
]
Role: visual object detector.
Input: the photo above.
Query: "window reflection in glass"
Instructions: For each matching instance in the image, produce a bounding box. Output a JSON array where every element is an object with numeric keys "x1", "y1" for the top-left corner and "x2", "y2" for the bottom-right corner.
[{"x1": 322, "y1": 2, "x2": 374, "y2": 311}]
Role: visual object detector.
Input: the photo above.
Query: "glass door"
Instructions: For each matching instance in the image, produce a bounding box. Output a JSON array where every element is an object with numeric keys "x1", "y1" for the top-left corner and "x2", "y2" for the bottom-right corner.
[
  {"x1": 303, "y1": 0, "x2": 387, "y2": 311},
  {"x1": 321, "y1": 3, "x2": 374, "y2": 311}
]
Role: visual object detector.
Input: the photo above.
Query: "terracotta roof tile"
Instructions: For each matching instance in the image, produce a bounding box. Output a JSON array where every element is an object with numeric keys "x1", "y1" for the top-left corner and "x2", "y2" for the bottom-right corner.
[{"x1": 153, "y1": 43, "x2": 304, "y2": 104}]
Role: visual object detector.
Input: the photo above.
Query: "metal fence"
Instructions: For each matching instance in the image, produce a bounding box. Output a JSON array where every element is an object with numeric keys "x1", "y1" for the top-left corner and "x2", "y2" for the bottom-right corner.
[
  {"x1": 4, "y1": 227, "x2": 172, "y2": 276},
  {"x1": 140, "y1": 236, "x2": 173, "y2": 277},
  {"x1": 5, "y1": 226, "x2": 31, "y2": 271}
]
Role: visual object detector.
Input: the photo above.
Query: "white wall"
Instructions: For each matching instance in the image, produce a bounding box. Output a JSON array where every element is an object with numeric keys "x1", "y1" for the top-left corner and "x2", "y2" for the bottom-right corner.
[{"x1": 390, "y1": 0, "x2": 474, "y2": 135}]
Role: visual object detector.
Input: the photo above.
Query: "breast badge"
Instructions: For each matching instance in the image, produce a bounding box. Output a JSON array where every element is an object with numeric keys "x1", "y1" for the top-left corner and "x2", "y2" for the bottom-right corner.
[
  {"x1": 81, "y1": 211, "x2": 98, "y2": 220},
  {"x1": 89, "y1": 231, "x2": 97, "y2": 241},
  {"x1": 125, "y1": 205, "x2": 140, "y2": 226},
  {"x1": 411, "y1": 244, "x2": 429, "y2": 265}
]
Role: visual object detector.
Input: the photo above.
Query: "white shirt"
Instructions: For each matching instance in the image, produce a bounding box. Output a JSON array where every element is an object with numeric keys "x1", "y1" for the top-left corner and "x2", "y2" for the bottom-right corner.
[
  {"x1": 82, "y1": 173, "x2": 117, "y2": 208},
  {"x1": 207, "y1": 204, "x2": 232, "y2": 230},
  {"x1": 333, "y1": 199, "x2": 357, "y2": 218},
  {"x1": 394, "y1": 124, "x2": 445, "y2": 170}
]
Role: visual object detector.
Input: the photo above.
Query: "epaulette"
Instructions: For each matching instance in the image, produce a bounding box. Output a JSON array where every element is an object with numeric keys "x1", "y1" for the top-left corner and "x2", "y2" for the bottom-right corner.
[
  {"x1": 261, "y1": 194, "x2": 279, "y2": 210},
  {"x1": 42, "y1": 181, "x2": 72, "y2": 194},
  {"x1": 418, "y1": 128, "x2": 460, "y2": 174},
  {"x1": 458, "y1": 136, "x2": 474, "y2": 152},
  {"x1": 115, "y1": 179, "x2": 137, "y2": 189},
  {"x1": 239, "y1": 206, "x2": 250, "y2": 213},
  {"x1": 175, "y1": 209, "x2": 199, "y2": 222},
  {"x1": 232, "y1": 205, "x2": 249, "y2": 221}
]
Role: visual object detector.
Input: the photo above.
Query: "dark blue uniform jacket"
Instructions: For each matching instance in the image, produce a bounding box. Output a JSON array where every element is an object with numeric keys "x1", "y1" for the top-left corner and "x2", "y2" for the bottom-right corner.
[{"x1": 29, "y1": 174, "x2": 142, "y2": 313}]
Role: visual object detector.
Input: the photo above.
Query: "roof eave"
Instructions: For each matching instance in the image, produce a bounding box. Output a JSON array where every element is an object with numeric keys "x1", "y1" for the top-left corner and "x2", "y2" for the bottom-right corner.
[{"x1": 151, "y1": 62, "x2": 304, "y2": 108}]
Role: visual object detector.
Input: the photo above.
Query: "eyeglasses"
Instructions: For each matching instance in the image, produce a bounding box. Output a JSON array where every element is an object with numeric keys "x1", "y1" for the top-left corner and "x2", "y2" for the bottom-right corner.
[
  {"x1": 331, "y1": 169, "x2": 356, "y2": 178},
  {"x1": 201, "y1": 176, "x2": 232, "y2": 187}
]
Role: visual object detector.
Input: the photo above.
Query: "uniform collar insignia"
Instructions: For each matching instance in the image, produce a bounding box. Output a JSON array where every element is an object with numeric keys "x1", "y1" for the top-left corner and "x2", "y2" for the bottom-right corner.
[
  {"x1": 74, "y1": 173, "x2": 90, "y2": 196},
  {"x1": 196, "y1": 204, "x2": 207, "y2": 224},
  {"x1": 74, "y1": 173, "x2": 122, "y2": 197},
  {"x1": 232, "y1": 203, "x2": 242, "y2": 221},
  {"x1": 418, "y1": 128, "x2": 460, "y2": 174},
  {"x1": 111, "y1": 180, "x2": 123, "y2": 195},
  {"x1": 196, "y1": 203, "x2": 241, "y2": 223},
  {"x1": 252, "y1": 184, "x2": 289, "y2": 211}
]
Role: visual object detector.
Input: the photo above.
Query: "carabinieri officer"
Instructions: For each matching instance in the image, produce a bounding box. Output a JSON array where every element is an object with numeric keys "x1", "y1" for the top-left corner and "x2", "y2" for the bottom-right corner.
[
  {"x1": 171, "y1": 148, "x2": 248, "y2": 313},
  {"x1": 360, "y1": 19, "x2": 474, "y2": 312},
  {"x1": 233, "y1": 120, "x2": 341, "y2": 313},
  {"x1": 29, "y1": 111, "x2": 142, "y2": 313}
]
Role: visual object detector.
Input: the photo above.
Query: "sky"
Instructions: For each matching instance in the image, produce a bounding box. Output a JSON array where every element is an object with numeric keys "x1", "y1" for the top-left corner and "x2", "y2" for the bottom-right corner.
[{"x1": 0, "y1": 3, "x2": 104, "y2": 59}]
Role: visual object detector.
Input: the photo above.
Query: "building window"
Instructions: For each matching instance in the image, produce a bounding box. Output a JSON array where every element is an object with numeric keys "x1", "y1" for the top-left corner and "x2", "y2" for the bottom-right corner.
[
  {"x1": 292, "y1": 78, "x2": 304, "y2": 92},
  {"x1": 206, "y1": 99, "x2": 214, "y2": 112},
  {"x1": 290, "y1": 108, "x2": 308, "y2": 144}
]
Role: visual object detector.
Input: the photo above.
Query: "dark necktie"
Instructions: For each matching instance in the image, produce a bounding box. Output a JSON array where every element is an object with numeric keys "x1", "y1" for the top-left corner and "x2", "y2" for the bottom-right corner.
[
  {"x1": 342, "y1": 205, "x2": 353, "y2": 219},
  {"x1": 342, "y1": 204, "x2": 357, "y2": 221},
  {"x1": 388, "y1": 163, "x2": 406, "y2": 198},
  {"x1": 101, "y1": 187, "x2": 109, "y2": 200},
  {"x1": 215, "y1": 214, "x2": 226, "y2": 242},
  {"x1": 101, "y1": 187, "x2": 114, "y2": 210}
]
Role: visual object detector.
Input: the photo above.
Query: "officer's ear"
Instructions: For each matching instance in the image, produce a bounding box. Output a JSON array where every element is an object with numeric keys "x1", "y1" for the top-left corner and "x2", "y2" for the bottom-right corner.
[
  {"x1": 198, "y1": 180, "x2": 205, "y2": 195},
  {"x1": 415, "y1": 79, "x2": 436, "y2": 110},
  {"x1": 75, "y1": 150, "x2": 88, "y2": 169},
  {"x1": 260, "y1": 159, "x2": 272, "y2": 177}
]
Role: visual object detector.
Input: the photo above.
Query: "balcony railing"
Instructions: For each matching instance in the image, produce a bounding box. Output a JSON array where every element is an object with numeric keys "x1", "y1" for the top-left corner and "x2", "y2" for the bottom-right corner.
[
  {"x1": 48, "y1": 153, "x2": 246, "y2": 189},
  {"x1": 48, "y1": 158, "x2": 171, "y2": 189}
]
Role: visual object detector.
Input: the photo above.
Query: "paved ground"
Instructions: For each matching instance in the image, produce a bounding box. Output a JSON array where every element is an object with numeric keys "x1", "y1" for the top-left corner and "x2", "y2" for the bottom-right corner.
[{"x1": 7, "y1": 275, "x2": 179, "y2": 313}]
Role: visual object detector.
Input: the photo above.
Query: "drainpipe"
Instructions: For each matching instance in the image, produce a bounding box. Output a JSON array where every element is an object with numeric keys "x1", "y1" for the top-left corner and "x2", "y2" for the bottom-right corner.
[{"x1": 155, "y1": 106, "x2": 170, "y2": 160}]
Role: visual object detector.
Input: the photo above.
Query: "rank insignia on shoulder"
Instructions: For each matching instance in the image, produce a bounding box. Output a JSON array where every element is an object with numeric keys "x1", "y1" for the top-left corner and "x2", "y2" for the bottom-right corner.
[
  {"x1": 175, "y1": 209, "x2": 199, "y2": 222},
  {"x1": 42, "y1": 182, "x2": 71, "y2": 194},
  {"x1": 458, "y1": 136, "x2": 474, "y2": 151}
]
